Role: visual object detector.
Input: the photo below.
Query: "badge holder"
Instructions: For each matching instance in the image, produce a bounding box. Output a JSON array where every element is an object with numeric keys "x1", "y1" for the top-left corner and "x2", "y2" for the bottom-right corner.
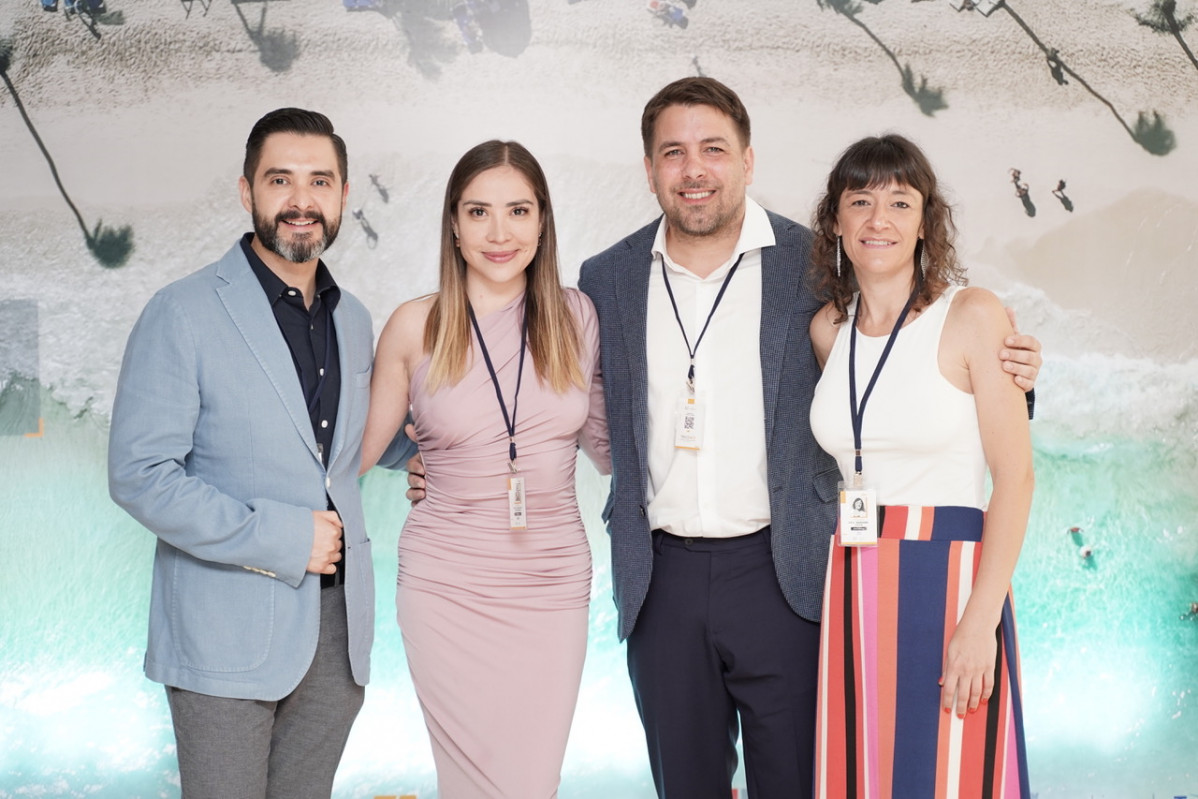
[
  {"x1": 674, "y1": 393, "x2": 704, "y2": 451},
  {"x1": 838, "y1": 477, "x2": 878, "y2": 547},
  {"x1": 508, "y1": 471, "x2": 527, "y2": 530}
]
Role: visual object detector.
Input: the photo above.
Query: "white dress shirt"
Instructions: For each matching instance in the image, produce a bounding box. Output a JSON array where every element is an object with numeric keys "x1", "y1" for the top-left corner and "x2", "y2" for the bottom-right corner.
[{"x1": 645, "y1": 197, "x2": 774, "y2": 538}]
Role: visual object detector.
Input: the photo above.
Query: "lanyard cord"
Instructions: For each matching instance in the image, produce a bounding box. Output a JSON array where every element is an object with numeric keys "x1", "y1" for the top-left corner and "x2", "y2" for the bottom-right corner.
[
  {"x1": 468, "y1": 300, "x2": 529, "y2": 471},
  {"x1": 660, "y1": 251, "x2": 745, "y2": 392},
  {"x1": 848, "y1": 289, "x2": 918, "y2": 479}
]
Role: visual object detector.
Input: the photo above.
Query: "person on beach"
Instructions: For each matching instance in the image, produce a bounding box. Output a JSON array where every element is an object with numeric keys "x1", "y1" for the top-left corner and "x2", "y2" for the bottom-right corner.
[
  {"x1": 359, "y1": 140, "x2": 609, "y2": 797},
  {"x1": 1010, "y1": 167, "x2": 1029, "y2": 198},
  {"x1": 810, "y1": 133, "x2": 1035, "y2": 797},
  {"x1": 108, "y1": 108, "x2": 374, "y2": 798}
]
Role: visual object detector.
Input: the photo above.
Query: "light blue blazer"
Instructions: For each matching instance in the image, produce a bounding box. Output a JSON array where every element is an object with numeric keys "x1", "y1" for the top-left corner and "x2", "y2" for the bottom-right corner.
[
  {"x1": 578, "y1": 212, "x2": 840, "y2": 641},
  {"x1": 108, "y1": 241, "x2": 375, "y2": 700}
]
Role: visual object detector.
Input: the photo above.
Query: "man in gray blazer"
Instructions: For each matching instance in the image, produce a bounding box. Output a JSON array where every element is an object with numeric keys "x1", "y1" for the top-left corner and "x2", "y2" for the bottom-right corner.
[
  {"x1": 109, "y1": 108, "x2": 375, "y2": 798},
  {"x1": 577, "y1": 78, "x2": 1041, "y2": 799}
]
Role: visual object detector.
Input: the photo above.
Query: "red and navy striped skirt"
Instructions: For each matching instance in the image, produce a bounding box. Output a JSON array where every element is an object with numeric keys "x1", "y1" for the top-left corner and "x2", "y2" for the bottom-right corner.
[{"x1": 815, "y1": 506, "x2": 1029, "y2": 798}]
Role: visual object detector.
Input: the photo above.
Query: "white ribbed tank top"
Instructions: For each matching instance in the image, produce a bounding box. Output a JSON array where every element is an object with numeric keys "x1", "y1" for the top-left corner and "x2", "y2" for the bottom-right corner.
[{"x1": 810, "y1": 286, "x2": 987, "y2": 509}]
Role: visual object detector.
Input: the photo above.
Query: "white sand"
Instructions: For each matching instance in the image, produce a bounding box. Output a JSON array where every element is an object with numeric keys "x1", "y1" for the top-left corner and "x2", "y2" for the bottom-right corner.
[{"x1": 1, "y1": 0, "x2": 1196, "y2": 415}]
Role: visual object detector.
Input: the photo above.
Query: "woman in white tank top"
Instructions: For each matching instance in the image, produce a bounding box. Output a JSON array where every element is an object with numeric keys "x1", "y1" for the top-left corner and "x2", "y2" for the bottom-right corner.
[{"x1": 807, "y1": 134, "x2": 1035, "y2": 798}]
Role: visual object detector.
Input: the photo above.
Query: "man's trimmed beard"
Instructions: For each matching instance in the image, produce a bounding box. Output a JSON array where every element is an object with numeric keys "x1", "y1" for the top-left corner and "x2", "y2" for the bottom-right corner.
[{"x1": 253, "y1": 206, "x2": 341, "y2": 264}]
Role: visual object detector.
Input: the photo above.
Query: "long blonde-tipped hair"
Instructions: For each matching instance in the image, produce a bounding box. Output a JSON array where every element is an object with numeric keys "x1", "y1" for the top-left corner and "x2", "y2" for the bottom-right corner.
[{"x1": 423, "y1": 140, "x2": 584, "y2": 393}]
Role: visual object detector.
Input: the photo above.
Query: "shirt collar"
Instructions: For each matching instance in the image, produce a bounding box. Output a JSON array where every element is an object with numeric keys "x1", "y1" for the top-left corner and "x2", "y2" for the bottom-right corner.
[
  {"x1": 651, "y1": 196, "x2": 775, "y2": 278},
  {"x1": 240, "y1": 232, "x2": 340, "y2": 311}
]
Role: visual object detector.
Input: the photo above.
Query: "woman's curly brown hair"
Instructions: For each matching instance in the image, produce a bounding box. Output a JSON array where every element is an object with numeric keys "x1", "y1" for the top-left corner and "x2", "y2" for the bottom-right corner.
[{"x1": 811, "y1": 134, "x2": 966, "y2": 323}]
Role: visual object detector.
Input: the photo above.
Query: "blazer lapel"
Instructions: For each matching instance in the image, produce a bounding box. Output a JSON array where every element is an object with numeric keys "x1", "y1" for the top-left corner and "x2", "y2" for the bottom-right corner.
[
  {"x1": 325, "y1": 300, "x2": 356, "y2": 470},
  {"x1": 759, "y1": 221, "x2": 800, "y2": 444},
  {"x1": 215, "y1": 246, "x2": 320, "y2": 461}
]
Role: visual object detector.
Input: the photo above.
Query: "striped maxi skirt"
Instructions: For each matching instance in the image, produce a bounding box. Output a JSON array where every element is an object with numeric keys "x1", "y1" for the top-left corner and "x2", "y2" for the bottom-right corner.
[{"x1": 815, "y1": 506, "x2": 1030, "y2": 799}]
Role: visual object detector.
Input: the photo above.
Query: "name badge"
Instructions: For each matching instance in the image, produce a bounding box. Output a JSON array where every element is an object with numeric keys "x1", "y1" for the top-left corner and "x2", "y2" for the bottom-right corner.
[
  {"x1": 508, "y1": 475, "x2": 527, "y2": 530},
  {"x1": 838, "y1": 483, "x2": 878, "y2": 547},
  {"x1": 674, "y1": 396, "x2": 704, "y2": 450}
]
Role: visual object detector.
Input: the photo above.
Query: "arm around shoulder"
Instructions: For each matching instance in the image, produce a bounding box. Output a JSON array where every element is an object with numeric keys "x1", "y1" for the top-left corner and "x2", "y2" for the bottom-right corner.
[
  {"x1": 360, "y1": 296, "x2": 431, "y2": 475},
  {"x1": 953, "y1": 287, "x2": 1033, "y2": 616},
  {"x1": 809, "y1": 302, "x2": 839, "y2": 369},
  {"x1": 567, "y1": 288, "x2": 611, "y2": 475}
]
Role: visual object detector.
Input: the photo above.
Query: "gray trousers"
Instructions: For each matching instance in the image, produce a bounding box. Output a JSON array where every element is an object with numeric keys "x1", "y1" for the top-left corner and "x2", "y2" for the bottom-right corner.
[{"x1": 166, "y1": 586, "x2": 365, "y2": 799}]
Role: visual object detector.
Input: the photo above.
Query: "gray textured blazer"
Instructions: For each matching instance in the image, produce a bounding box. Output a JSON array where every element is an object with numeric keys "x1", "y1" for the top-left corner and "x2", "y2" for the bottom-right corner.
[
  {"x1": 578, "y1": 211, "x2": 840, "y2": 641},
  {"x1": 108, "y1": 241, "x2": 376, "y2": 700}
]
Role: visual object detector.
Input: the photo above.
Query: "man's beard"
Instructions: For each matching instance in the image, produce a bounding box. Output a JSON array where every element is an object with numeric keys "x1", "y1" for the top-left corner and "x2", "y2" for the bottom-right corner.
[
  {"x1": 663, "y1": 183, "x2": 741, "y2": 239},
  {"x1": 253, "y1": 207, "x2": 341, "y2": 264}
]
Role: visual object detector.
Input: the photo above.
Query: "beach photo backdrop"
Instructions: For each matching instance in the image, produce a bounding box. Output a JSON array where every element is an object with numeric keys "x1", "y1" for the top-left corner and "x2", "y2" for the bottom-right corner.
[{"x1": 1, "y1": 0, "x2": 1196, "y2": 796}]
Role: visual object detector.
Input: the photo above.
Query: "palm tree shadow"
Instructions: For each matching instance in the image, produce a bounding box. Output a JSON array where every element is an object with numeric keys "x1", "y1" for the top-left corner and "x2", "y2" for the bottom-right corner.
[
  {"x1": 1000, "y1": 2, "x2": 1176, "y2": 156},
  {"x1": 0, "y1": 40, "x2": 133, "y2": 268},
  {"x1": 1133, "y1": 0, "x2": 1198, "y2": 75},
  {"x1": 231, "y1": 0, "x2": 300, "y2": 73},
  {"x1": 819, "y1": 0, "x2": 947, "y2": 116},
  {"x1": 89, "y1": 220, "x2": 135, "y2": 267}
]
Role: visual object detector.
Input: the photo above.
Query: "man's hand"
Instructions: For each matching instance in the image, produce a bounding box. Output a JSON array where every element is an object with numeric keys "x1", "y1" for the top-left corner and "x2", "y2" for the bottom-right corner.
[
  {"x1": 308, "y1": 510, "x2": 343, "y2": 575},
  {"x1": 1001, "y1": 308, "x2": 1042, "y2": 392},
  {"x1": 404, "y1": 422, "x2": 427, "y2": 504}
]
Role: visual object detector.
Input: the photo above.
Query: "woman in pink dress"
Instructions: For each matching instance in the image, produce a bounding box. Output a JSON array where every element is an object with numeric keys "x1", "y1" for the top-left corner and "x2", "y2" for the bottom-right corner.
[{"x1": 361, "y1": 140, "x2": 609, "y2": 797}]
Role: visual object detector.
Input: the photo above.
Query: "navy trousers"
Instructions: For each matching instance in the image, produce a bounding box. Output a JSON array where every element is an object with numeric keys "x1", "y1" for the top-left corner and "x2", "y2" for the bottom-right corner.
[{"x1": 627, "y1": 527, "x2": 821, "y2": 799}]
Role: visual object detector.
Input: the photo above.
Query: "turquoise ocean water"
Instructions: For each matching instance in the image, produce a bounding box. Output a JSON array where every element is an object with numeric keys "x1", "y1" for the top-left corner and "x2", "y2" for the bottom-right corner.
[{"x1": 1, "y1": 359, "x2": 1196, "y2": 797}]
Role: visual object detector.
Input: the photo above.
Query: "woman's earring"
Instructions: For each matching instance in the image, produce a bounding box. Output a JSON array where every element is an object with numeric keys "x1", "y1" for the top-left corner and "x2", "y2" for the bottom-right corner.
[
  {"x1": 835, "y1": 235, "x2": 842, "y2": 279},
  {"x1": 919, "y1": 240, "x2": 927, "y2": 279}
]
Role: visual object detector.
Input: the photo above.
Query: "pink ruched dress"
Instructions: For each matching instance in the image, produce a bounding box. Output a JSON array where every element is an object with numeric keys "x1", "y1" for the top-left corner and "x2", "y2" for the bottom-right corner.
[{"x1": 397, "y1": 288, "x2": 609, "y2": 798}]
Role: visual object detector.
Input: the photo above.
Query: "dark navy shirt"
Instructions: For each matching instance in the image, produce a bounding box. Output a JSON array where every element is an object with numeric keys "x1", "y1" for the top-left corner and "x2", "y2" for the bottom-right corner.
[
  {"x1": 241, "y1": 233, "x2": 342, "y2": 463},
  {"x1": 241, "y1": 233, "x2": 344, "y2": 586}
]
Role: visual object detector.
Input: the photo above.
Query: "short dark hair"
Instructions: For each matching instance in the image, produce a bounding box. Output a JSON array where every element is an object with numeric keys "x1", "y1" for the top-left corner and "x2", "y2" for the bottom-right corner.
[
  {"x1": 811, "y1": 134, "x2": 965, "y2": 321},
  {"x1": 640, "y1": 77, "x2": 751, "y2": 157},
  {"x1": 243, "y1": 108, "x2": 348, "y2": 185}
]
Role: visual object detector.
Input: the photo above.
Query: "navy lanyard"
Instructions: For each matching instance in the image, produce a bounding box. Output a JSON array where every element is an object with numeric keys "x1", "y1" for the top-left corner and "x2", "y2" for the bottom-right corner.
[
  {"x1": 660, "y1": 252, "x2": 745, "y2": 392},
  {"x1": 468, "y1": 301, "x2": 529, "y2": 471},
  {"x1": 848, "y1": 290, "x2": 917, "y2": 479}
]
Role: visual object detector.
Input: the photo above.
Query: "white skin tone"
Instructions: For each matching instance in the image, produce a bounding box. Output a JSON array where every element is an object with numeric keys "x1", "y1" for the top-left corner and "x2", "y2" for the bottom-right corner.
[
  {"x1": 810, "y1": 181, "x2": 1035, "y2": 718},
  {"x1": 239, "y1": 131, "x2": 350, "y2": 577},
  {"x1": 239, "y1": 132, "x2": 348, "y2": 308},
  {"x1": 407, "y1": 104, "x2": 1043, "y2": 497},
  {"x1": 361, "y1": 165, "x2": 541, "y2": 475},
  {"x1": 644, "y1": 103, "x2": 755, "y2": 278}
]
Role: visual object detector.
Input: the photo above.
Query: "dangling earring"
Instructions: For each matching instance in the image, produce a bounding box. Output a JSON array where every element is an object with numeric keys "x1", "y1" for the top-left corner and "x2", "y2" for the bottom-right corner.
[
  {"x1": 835, "y1": 235, "x2": 842, "y2": 279},
  {"x1": 919, "y1": 239, "x2": 927, "y2": 280}
]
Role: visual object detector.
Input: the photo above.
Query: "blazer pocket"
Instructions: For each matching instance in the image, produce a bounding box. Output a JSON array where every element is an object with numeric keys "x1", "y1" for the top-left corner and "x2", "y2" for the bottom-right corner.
[
  {"x1": 170, "y1": 552, "x2": 274, "y2": 673},
  {"x1": 342, "y1": 366, "x2": 372, "y2": 429},
  {"x1": 814, "y1": 465, "x2": 841, "y2": 504}
]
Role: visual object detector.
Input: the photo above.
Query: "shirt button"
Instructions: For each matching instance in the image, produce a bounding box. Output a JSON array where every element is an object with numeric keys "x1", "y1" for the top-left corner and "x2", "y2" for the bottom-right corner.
[
  {"x1": 320, "y1": 420, "x2": 329, "y2": 429},
  {"x1": 287, "y1": 289, "x2": 298, "y2": 297},
  {"x1": 319, "y1": 368, "x2": 325, "y2": 376}
]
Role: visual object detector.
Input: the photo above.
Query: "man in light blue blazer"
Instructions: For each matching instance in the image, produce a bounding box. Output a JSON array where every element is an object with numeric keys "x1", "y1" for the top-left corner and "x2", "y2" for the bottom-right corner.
[
  {"x1": 109, "y1": 108, "x2": 375, "y2": 799},
  {"x1": 578, "y1": 78, "x2": 1042, "y2": 799}
]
